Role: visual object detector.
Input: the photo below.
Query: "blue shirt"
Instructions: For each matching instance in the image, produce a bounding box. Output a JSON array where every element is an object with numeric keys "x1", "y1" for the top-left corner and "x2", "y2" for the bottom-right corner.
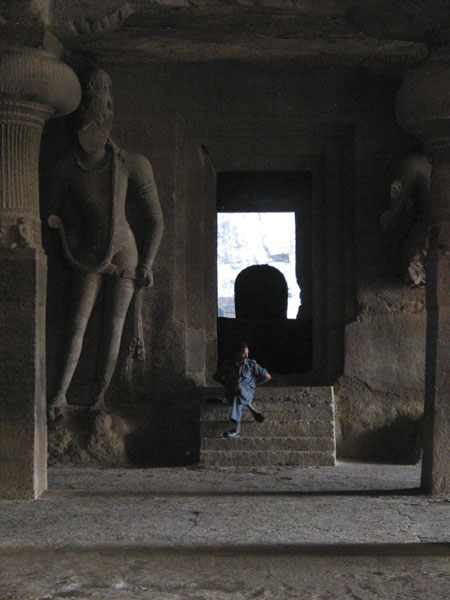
[{"x1": 215, "y1": 358, "x2": 268, "y2": 404}]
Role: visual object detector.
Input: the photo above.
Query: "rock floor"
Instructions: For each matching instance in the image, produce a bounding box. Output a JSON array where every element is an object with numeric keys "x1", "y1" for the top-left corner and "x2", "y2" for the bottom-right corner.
[{"x1": 0, "y1": 462, "x2": 449, "y2": 599}]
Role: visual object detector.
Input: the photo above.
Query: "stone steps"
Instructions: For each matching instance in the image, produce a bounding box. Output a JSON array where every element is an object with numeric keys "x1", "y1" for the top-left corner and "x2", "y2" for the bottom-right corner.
[
  {"x1": 201, "y1": 450, "x2": 335, "y2": 467},
  {"x1": 201, "y1": 437, "x2": 335, "y2": 451},
  {"x1": 199, "y1": 386, "x2": 336, "y2": 467},
  {"x1": 200, "y1": 421, "x2": 331, "y2": 438},
  {"x1": 200, "y1": 405, "x2": 334, "y2": 421}
]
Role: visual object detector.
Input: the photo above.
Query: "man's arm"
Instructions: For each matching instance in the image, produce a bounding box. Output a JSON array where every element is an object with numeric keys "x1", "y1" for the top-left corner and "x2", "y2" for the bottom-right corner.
[
  {"x1": 256, "y1": 372, "x2": 271, "y2": 386},
  {"x1": 253, "y1": 362, "x2": 271, "y2": 386}
]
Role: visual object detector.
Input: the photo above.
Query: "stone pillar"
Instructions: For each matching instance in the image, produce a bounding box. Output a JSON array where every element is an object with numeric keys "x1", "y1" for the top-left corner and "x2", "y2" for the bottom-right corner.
[
  {"x1": 0, "y1": 42, "x2": 80, "y2": 498},
  {"x1": 396, "y1": 59, "x2": 450, "y2": 495}
]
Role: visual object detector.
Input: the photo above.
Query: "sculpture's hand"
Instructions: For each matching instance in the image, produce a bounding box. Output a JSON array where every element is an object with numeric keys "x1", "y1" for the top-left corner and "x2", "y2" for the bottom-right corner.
[
  {"x1": 48, "y1": 214, "x2": 63, "y2": 230},
  {"x1": 136, "y1": 264, "x2": 153, "y2": 288}
]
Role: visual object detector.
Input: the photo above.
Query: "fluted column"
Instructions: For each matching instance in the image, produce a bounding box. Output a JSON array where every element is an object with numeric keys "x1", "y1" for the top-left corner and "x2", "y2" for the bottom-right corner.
[
  {"x1": 396, "y1": 60, "x2": 450, "y2": 495},
  {"x1": 0, "y1": 43, "x2": 80, "y2": 499}
]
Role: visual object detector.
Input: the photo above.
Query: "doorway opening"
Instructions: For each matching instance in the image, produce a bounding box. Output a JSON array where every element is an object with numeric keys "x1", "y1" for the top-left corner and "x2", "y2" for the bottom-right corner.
[
  {"x1": 216, "y1": 171, "x2": 313, "y2": 374},
  {"x1": 217, "y1": 212, "x2": 300, "y2": 319}
]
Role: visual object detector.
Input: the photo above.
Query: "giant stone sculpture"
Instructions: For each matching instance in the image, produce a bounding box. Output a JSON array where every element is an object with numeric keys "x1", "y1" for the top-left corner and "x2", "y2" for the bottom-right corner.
[{"x1": 47, "y1": 68, "x2": 163, "y2": 418}]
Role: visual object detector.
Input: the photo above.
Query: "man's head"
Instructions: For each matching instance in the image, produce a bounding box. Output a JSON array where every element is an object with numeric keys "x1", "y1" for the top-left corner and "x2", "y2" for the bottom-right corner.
[{"x1": 235, "y1": 342, "x2": 249, "y2": 362}]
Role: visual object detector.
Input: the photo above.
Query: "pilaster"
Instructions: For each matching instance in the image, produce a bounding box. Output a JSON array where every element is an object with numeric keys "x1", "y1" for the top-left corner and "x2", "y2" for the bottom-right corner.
[
  {"x1": 0, "y1": 41, "x2": 80, "y2": 498},
  {"x1": 396, "y1": 59, "x2": 450, "y2": 495}
]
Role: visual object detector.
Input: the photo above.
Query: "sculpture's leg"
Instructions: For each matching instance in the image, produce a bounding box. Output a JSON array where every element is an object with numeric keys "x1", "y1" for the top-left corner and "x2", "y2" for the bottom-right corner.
[
  {"x1": 51, "y1": 272, "x2": 103, "y2": 413},
  {"x1": 91, "y1": 277, "x2": 135, "y2": 411}
]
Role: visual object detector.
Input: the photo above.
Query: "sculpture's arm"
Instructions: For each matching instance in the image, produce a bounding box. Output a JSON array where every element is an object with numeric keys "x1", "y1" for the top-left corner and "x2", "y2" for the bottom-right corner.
[
  {"x1": 380, "y1": 180, "x2": 404, "y2": 230},
  {"x1": 45, "y1": 155, "x2": 82, "y2": 250},
  {"x1": 128, "y1": 153, "x2": 164, "y2": 288},
  {"x1": 46, "y1": 155, "x2": 89, "y2": 256},
  {"x1": 45, "y1": 155, "x2": 71, "y2": 218}
]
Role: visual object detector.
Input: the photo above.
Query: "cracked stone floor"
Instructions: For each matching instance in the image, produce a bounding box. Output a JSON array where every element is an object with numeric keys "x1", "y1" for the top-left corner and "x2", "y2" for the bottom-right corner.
[{"x1": 1, "y1": 462, "x2": 449, "y2": 599}]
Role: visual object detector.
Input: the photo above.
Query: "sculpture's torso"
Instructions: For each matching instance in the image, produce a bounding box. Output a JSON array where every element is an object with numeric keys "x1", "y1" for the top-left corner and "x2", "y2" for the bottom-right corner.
[{"x1": 63, "y1": 148, "x2": 139, "y2": 276}]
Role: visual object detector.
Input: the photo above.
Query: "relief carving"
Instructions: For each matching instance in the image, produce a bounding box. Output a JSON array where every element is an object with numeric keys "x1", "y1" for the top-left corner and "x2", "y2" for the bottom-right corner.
[
  {"x1": 380, "y1": 154, "x2": 431, "y2": 286},
  {"x1": 0, "y1": 216, "x2": 41, "y2": 250},
  {"x1": 47, "y1": 68, "x2": 163, "y2": 419}
]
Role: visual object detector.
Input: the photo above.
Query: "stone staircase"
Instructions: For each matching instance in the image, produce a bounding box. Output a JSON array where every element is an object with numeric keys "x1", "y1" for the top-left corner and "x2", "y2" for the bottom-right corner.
[{"x1": 199, "y1": 386, "x2": 336, "y2": 467}]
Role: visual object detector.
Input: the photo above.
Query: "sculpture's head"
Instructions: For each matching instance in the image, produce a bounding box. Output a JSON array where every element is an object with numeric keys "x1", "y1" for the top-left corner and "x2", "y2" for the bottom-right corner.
[
  {"x1": 76, "y1": 68, "x2": 113, "y2": 154},
  {"x1": 390, "y1": 179, "x2": 402, "y2": 200}
]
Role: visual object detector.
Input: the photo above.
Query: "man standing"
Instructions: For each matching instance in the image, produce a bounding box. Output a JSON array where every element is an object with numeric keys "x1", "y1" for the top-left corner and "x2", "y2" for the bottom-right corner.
[{"x1": 213, "y1": 342, "x2": 271, "y2": 438}]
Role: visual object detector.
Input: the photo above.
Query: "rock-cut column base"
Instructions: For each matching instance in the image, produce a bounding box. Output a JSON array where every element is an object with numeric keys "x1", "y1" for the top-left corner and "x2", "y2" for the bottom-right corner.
[{"x1": 0, "y1": 249, "x2": 47, "y2": 499}]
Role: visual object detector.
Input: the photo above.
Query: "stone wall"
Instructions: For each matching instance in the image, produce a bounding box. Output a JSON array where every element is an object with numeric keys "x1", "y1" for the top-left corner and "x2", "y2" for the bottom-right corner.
[{"x1": 40, "y1": 57, "x2": 425, "y2": 465}]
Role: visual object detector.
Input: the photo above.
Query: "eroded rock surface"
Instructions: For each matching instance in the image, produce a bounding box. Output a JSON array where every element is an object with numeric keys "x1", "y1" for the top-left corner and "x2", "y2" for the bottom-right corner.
[
  {"x1": 48, "y1": 409, "x2": 131, "y2": 466},
  {"x1": 335, "y1": 376, "x2": 423, "y2": 463}
]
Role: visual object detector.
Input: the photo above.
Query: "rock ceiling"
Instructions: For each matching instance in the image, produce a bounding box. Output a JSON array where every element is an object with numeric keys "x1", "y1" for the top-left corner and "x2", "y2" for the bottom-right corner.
[
  {"x1": 63, "y1": 6, "x2": 429, "y2": 73},
  {"x1": 4, "y1": 1, "x2": 450, "y2": 72}
]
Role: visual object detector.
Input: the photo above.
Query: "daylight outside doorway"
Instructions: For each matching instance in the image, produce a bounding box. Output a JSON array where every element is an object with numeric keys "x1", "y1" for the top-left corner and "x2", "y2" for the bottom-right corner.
[{"x1": 217, "y1": 212, "x2": 300, "y2": 319}]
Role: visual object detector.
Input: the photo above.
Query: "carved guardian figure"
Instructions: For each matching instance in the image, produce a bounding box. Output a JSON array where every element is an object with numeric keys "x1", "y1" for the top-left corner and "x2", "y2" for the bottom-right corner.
[
  {"x1": 381, "y1": 154, "x2": 431, "y2": 285},
  {"x1": 47, "y1": 68, "x2": 163, "y2": 416}
]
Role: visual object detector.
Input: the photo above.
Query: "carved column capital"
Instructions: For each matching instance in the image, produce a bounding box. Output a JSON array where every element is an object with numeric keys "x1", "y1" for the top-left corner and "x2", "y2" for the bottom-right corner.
[
  {"x1": 0, "y1": 42, "x2": 81, "y2": 252},
  {"x1": 396, "y1": 60, "x2": 450, "y2": 144},
  {"x1": 396, "y1": 60, "x2": 450, "y2": 250},
  {"x1": 0, "y1": 44, "x2": 81, "y2": 117}
]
